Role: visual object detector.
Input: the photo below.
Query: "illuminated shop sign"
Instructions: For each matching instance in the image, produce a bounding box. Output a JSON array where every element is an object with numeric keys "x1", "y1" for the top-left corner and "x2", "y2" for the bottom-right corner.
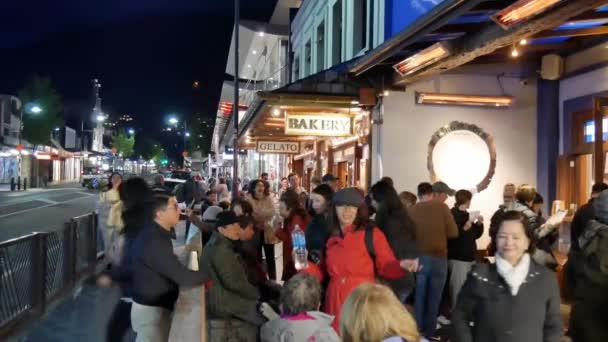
[
  {"x1": 285, "y1": 113, "x2": 353, "y2": 137},
  {"x1": 256, "y1": 141, "x2": 300, "y2": 154}
]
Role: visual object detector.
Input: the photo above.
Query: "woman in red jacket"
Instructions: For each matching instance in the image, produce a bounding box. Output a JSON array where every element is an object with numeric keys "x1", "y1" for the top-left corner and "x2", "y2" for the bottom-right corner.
[
  {"x1": 323, "y1": 188, "x2": 419, "y2": 332},
  {"x1": 276, "y1": 189, "x2": 310, "y2": 282}
]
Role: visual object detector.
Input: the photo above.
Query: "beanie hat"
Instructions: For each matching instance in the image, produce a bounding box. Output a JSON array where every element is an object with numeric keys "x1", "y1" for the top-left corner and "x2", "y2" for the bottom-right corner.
[
  {"x1": 332, "y1": 188, "x2": 364, "y2": 207},
  {"x1": 215, "y1": 211, "x2": 240, "y2": 229}
]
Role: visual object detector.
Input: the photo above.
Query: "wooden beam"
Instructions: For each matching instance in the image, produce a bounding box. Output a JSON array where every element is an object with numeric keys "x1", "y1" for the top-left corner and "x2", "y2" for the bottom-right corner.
[
  {"x1": 469, "y1": 0, "x2": 516, "y2": 12},
  {"x1": 396, "y1": 0, "x2": 608, "y2": 85},
  {"x1": 534, "y1": 25, "x2": 608, "y2": 39},
  {"x1": 570, "y1": 10, "x2": 608, "y2": 22}
]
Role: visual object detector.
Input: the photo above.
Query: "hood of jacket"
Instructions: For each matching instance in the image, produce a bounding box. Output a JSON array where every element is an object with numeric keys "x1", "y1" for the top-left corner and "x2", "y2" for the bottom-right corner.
[
  {"x1": 594, "y1": 190, "x2": 608, "y2": 224},
  {"x1": 581, "y1": 219, "x2": 608, "y2": 250},
  {"x1": 261, "y1": 311, "x2": 338, "y2": 342}
]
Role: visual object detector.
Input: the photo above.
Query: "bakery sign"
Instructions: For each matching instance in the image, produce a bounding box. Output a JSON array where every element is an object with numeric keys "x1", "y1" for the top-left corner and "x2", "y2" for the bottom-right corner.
[
  {"x1": 285, "y1": 113, "x2": 353, "y2": 137},
  {"x1": 256, "y1": 141, "x2": 301, "y2": 154}
]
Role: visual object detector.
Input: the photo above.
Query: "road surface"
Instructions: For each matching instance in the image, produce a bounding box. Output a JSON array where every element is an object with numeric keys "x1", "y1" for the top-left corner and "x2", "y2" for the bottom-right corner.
[{"x1": 0, "y1": 185, "x2": 97, "y2": 243}]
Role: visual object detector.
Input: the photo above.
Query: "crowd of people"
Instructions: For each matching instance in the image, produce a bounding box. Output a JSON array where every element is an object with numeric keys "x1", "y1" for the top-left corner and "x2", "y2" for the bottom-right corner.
[{"x1": 93, "y1": 170, "x2": 608, "y2": 342}]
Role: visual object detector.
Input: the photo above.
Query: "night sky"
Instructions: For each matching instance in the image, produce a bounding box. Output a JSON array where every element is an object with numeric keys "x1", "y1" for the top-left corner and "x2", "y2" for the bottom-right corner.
[{"x1": 0, "y1": 0, "x2": 277, "y2": 154}]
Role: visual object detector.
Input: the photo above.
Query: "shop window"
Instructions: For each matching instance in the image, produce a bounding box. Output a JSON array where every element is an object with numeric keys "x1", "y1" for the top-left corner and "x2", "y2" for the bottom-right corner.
[
  {"x1": 332, "y1": 0, "x2": 343, "y2": 65},
  {"x1": 353, "y1": 0, "x2": 367, "y2": 53},
  {"x1": 293, "y1": 56, "x2": 300, "y2": 81},
  {"x1": 316, "y1": 21, "x2": 325, "y2": 72},
  {"x1": 304, "y1": 40, "x2": 312, "y2": 76},
  {"x1": 584, "y1": 119, "x2": 608, "y2": 142}
]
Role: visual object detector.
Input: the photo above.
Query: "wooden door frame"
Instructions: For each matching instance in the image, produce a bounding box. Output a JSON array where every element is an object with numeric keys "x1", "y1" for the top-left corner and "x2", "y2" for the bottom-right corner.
[{"x1": 593, "y1": 97, "x2": 608, "y2": 183}]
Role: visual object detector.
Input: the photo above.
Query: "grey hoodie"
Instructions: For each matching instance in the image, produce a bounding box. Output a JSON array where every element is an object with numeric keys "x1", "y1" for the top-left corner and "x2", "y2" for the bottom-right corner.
[{"x1": 260, "y1": 311, "x2": 339, "y2": 342}]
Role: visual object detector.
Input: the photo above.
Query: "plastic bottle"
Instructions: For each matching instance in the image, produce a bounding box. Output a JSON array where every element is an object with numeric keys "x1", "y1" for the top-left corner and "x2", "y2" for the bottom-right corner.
[{"x1": 292, "y1": 224, "x2": 308, "y2": 270}]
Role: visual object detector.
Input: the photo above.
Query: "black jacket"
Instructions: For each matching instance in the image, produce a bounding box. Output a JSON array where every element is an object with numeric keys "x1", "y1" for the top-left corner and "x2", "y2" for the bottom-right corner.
[
  {"x1": 374, "y1": 206, "x2": 417, "y2": 260},
  {"x1": 570, "y1": 200, "x2": 595, "y2": 252},
  {"x1": 183, "y1": 179, "x2": 201, "y2": 204},
  {"x1": 452, "y1": 260, "x2": 562, "y2": 342},
  {"x1": 306, "y1": 214, "x2": 330, "y2": 255},
  {"x1": 131, "y1": 222, "x2": 208, "y2": 310},
  {"x1": 448, "y1": 208, "x2": 484, "y2": 262},
  {"x1": 374, "y1": 206, "x2": 418, "y2": 294}
]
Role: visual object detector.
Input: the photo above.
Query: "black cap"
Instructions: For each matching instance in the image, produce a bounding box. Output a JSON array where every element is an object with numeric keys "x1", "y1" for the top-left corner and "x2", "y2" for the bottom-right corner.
[
  {"x1": 216, "y1": 211, "x2": 240, "y2": 228},
  {"x1": 322, "y1": 174, "x2": 337, "y2": 182},
  {"x1": 332, "y1": 188, "x2": 364, "y2": 207}
]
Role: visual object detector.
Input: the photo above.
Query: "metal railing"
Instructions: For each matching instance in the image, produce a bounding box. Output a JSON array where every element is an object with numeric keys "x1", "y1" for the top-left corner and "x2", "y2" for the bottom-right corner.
[{"x1": 0, "y1": 212, "x2": 99, "y2": 337}]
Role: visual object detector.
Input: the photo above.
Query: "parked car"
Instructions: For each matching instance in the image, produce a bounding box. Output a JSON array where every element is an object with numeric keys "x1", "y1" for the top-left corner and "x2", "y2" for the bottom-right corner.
[{"x1": 81, "y1": 167, "x2": 104, "y2": 188}]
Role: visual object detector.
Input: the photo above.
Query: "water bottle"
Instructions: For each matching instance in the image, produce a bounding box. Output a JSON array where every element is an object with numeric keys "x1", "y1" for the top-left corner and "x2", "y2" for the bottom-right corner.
[{"x1": 292, "y1": 224, "x2": 308, "y2": 270}]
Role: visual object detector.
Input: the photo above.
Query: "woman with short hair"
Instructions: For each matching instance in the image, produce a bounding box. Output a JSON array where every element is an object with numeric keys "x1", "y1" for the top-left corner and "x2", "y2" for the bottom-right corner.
[
  {"x1": 448, "y1": 189, "x2": 484, "y2": 310},
  {"x1": 260, "y1": 273, "x2": 339, "y2": 342},
  {"x1": 340, "y1": 283, "x2": 420, "y2": 342},
  {"x1": 452, "y1": 211, "x2": 562, "y2": 342}
]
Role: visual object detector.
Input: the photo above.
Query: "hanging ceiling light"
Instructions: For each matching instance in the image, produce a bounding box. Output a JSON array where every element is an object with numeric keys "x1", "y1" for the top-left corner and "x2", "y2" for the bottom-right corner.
[
  {"x1": 511, "y1": 45, "x2": 520, "y2": 57},
  {"x1": 416, "y1": 92, "x2": 515, "y2": 107},
  {"x1": 393, "y1": 42, "x2": 451, "y2": 77},
  {"x1": 492, "y1": 0, "x2": 564, "y2": 29}
]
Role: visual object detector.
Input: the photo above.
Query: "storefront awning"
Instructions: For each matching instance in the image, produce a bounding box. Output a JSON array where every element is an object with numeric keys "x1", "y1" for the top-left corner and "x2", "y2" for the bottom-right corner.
[
  {"x1": 350, "y1": 0, "x2": 608, "y2": 85},
  {"x1": 221, "y1": 63, "x2": 367, "y2": 149}
]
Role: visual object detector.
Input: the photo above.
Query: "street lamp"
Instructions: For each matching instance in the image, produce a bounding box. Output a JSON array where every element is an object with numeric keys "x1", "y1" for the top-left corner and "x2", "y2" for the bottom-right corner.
[
  {"x1": 30, "y1": 106, "x2": 42, "y2": 114},
  {"x1": 168, "y1": 117, "x2": 179, "y2": 125},
  {"x1": 185, "y1": 132, "x2": 191, "y2": 137},
  {"x1": 128, "y1": 128, "x2": 135, "y2": 135},
  {"x1": 96, "y1": 114, "x2": 106, "y2": 122}
]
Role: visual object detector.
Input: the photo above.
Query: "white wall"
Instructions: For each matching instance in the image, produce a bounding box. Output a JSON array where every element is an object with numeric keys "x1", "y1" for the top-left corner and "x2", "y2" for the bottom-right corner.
[{"x1": 378, "y1": 74, "x2": 537, "y2": 247}]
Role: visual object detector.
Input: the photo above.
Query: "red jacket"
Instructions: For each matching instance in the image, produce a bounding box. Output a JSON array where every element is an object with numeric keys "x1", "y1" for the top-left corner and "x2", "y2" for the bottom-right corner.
[
  {"x1": 323, "y1": 224, "x2": 406, "y2": 332},
  {"x1": 276, "y1": 213, "x2": 310, "y2": 281}
]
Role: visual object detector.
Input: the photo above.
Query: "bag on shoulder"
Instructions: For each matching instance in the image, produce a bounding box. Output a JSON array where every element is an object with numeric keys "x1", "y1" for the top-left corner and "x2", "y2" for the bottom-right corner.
[{"x1": 580, "y1": 222, "x2": 608, "y2": 285}]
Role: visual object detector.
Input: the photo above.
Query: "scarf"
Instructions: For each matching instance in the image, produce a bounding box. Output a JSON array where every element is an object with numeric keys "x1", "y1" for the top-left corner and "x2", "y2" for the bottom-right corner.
[{"x1": 495, "y1": 253, "x2": 530, "y2": 296}]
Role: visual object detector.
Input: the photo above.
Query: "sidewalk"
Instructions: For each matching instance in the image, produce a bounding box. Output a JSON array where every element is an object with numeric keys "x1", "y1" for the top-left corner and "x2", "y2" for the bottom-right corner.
[
  {"x1": 0, "y1": 181, "x2": 82, "y2": 193},
  {"x1": 12, "y1": 221, "x2": 189, "y2": 342}
]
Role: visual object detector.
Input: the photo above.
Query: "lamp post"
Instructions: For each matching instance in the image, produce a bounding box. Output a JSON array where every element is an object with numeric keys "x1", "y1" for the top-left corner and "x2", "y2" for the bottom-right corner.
[
  {"x1": 233, "y1": 0, "x2": 240, "y2": 199},
  {"x1": 16, "y1": 103, "x2": 44, "y2": 190},
  {"x1": 167, "y1": 115, "x2": 189, "y2": 168}
]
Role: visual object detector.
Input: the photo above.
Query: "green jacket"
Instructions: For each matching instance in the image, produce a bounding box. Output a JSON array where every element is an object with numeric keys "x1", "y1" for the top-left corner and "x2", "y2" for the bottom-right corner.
[{"x1": 202, "y1": 232, "x2": 259, "y2": 318}]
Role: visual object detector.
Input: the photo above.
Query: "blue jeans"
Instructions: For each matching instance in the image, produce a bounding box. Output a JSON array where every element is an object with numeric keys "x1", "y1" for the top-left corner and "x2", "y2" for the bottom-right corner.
[{"x1": 415, "y1": 255, "x2": 448, "y2": 337}]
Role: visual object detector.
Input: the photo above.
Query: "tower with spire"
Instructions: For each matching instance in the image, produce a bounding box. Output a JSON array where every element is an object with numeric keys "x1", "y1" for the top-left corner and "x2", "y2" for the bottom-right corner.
[{"x1": 91, "y1": 79, "x2": 105, "y2": 152}]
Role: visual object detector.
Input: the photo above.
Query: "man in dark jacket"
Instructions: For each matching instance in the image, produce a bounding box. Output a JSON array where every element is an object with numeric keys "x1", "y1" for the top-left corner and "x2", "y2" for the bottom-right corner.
[
  {"x1": 182, "y1": 175, "x2": 202, "y2": 241},
  {"x1": 201, "y1": 211, "x2": 264, "y2": 329},
  {"x1": 129, "y1": 191, "x2": 208, "y2": 342},
  {"x1": 448, "y1": 190, "x2": 484, "y2": 311},
  {"x1": 570, "y1": 189, "x2": 608, "y2": 342},
  {"x1": 566, "y1": 182, "x2": 608, "y2": 297}
]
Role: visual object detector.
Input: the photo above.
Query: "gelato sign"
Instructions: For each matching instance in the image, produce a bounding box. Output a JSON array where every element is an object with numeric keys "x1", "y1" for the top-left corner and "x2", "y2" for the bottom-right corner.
[
  {"x1": 256, "y1": 141, "x2": 300, "y2": 154},
  {"x1": 285, "y1": 113, "x2": 353, "y2": 137}
]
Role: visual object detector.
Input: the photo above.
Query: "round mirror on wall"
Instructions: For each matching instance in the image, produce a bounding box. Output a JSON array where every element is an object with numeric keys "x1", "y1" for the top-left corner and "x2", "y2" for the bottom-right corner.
[{"x1": 427, "y1": 121, "x2": 496, "y2": 193}]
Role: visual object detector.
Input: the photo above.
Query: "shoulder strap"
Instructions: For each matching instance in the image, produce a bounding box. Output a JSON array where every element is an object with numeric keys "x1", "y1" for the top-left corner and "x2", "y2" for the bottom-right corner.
[{"x1": 365, "y1": 225, "x2": 377, "y2": 274}]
